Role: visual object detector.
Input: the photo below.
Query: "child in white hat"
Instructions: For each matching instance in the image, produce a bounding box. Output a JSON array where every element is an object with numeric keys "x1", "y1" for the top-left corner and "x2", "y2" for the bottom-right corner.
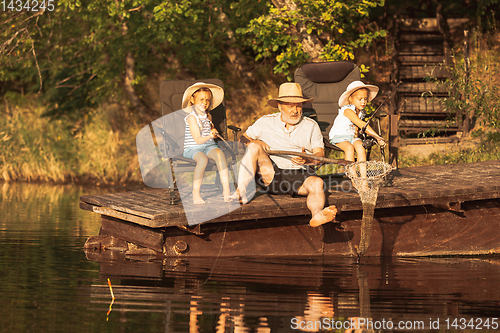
[
  {"x1": 329, "y1": 81, "x2": 386, "y2": 163},
  {"x1": 182, "y1": 82, "x2": 231, "y2": 204}
]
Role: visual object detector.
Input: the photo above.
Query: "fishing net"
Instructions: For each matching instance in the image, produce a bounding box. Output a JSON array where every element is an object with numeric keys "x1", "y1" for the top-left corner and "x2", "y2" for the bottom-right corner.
[{"x1": 345, "y1": 160, "x2": 393, "y2": 256}]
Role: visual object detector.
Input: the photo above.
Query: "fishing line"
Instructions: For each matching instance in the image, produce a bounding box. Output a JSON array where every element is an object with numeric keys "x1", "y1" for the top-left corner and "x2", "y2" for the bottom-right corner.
[{"x1": 203, "y1": 221, "x2": 228, "y2": 284}]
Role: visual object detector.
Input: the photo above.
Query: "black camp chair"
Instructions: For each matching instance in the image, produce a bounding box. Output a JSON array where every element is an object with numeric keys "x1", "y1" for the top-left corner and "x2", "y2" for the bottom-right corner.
[
  {"x1": 294, "y1": 61, "x2": 385, "y2": 161},
  {"x1": 136, "y1": 79, "x2": 238, "y2": 203}
]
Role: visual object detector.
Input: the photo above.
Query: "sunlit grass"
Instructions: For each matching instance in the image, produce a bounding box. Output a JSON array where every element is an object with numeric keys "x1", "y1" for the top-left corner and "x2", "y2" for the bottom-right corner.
[
  {"x1": 398, "y1": 131, "x2": 500, "y2": 167},
  {"x1": 0, "y1": 93, "x2": 142, "y2": 184}
]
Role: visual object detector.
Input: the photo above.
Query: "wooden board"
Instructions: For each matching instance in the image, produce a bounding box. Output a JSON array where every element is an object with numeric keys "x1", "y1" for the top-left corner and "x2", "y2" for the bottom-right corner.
[
  {"x1": 80, "y1": 161, "x2": 500, "y2": 228},
  {"x1": 399, "y1": 97, "x2": 449, "y2": 115},
  {"x1": 100, "y1": 216, "x2": 164, "y2": 252},
  {"x1": 156, "y1": 199, "x2": 500, "y2": 257}
]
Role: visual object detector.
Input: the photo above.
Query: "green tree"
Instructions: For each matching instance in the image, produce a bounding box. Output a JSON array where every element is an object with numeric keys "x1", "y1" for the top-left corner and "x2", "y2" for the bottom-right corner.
[
  {"x1": 237, "y1": 0, "x2": 387, "y2": 80},
  {"x1": 153, "y1": 0, "x2": 268, "y2": 83},
  {"x1": 1, "y1": 0, "x2": 268, "y2": 121},
  {"x1": 0, "y1": 9, "x2": 46, "y2": 94},
  {"x1": 1, "y1": 1, "x2": 161, "y2": 120}
]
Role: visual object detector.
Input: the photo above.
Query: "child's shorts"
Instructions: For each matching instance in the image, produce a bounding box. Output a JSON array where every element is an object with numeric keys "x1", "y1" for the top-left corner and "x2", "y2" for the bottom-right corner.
[
  {"x1": 183, "y1": 142, "x2": 219, "y2": 160},
  {"x1": 330, "y1": 135, "x2": 362, "y2": 145}
]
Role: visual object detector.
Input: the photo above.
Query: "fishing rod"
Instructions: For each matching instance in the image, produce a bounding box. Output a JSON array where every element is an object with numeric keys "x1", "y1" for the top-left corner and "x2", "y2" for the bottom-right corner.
[
  {"x1": 206, "y1": 118, "x2": 239, "y2": 159},
  {"x1": 214, "y1": 131, "x2": 238, "y2": 159},
  {"x1": 211, "y1": 125, "x2": 350, "y2": 165},
  {"x1": 266, "y1": 150, "x2": 350, "y2": 166},
  {"x1": 212, "y1": 133, "x2": 350, "y2": 165},
  {"x1": 360, "y1": 81, "x2": 402, "y2": 135}
]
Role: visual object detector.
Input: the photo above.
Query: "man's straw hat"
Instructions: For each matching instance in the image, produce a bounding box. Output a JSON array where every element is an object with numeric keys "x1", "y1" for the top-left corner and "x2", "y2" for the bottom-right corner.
[
  {"x1": 181, "y1": 82, "x2": 224, "y2": 110},
  {"x1": 267, "y1": 82, "x2": 313, "y2": 108},
  {"x1": 338, "y1": 81, "x2": 379, "y2": 107}
]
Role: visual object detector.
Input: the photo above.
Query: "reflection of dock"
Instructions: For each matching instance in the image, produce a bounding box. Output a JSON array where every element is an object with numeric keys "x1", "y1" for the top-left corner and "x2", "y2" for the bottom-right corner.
[
  {"x1": 81, "y1": 161, "x2": 500, "y2": 257},
  {"x1": 85, "y1": 256, "x2": 500, "y2": 332}
]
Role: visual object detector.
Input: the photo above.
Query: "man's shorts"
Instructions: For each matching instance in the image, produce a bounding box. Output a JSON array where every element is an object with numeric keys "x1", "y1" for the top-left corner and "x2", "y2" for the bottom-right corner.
[
  {"x1": 330, "y1": 134, "x2": 362, "y2": 145},
  {"x1": 255, "y1": 161, "x2": 319, "y2": 197},
  {"x1": 183, "y1": 142, "x2": 219, "y2": 160}
]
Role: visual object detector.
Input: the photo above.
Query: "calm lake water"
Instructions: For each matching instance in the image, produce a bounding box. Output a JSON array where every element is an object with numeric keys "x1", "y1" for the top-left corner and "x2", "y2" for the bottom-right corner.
[{"x1": 1, "y1": 182, "x2": 500, "y2": 333}]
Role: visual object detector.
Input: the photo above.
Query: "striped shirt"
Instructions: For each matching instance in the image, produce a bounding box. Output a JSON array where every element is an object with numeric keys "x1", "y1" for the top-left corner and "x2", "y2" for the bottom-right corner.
[{"x1": 184, "y1": 108, "x2": 214, "y2": 149}]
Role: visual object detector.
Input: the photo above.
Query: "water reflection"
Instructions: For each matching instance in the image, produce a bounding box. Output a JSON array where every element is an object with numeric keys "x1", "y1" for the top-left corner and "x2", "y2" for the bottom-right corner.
[
  {"x1": 1, "y1": 182, "x2": 102, "y2": 235},
  {"x1": 88, "y1": 255, "x2": 500, "y2": 332},
  {"x1": 2, "y1": 182, "x2": 500, "y2": 333},
  {"x1": 292, "y1": 292, "x2": 335, "y2": 332},
  {"x1": 0, "y1": 182, "x2": 143, "y2": 333}
]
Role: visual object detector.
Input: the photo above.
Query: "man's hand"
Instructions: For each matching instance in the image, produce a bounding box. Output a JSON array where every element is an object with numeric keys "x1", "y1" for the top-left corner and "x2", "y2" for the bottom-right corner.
[
  {"x1": 291, "y1": 147, "x2": 324, "y2": 166},
  {"x1": 241, "y1": 134, "x2": 269, "y2": 150},
  {"x1": 291, "y1": 148, "x2": 309, "y2": 165}
]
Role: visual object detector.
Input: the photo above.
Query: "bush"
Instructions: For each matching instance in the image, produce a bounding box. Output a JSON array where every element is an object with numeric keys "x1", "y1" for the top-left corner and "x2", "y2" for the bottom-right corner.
[{"x1": 423, "y1": 31, "x2": 500, "y2": 135}]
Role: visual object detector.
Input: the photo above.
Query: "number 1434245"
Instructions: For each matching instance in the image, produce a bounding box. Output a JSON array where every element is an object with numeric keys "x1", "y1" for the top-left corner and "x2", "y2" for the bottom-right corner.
[{"x1": 2, "y1": 0, "x2": 55, "y2": 11}]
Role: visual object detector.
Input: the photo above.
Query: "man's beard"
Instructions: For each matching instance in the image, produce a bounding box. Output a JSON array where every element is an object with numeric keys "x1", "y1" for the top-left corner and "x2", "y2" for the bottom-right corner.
[{"x1": 282, "y1": 112, "x2": 302, "y2": 125}]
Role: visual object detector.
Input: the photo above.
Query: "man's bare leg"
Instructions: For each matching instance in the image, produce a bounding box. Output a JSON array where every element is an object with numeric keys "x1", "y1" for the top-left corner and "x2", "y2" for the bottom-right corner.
[
  {"x1": 297, "y1": 176, "x2": 337, "y2": 227},
  {"x1": 231, "y1": 143, "x2": 274, "y2": 204}
]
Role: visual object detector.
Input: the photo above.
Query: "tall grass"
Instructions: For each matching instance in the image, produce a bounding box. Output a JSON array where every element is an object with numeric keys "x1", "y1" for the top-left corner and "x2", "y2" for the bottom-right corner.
[
  {"x1": 398, "y1": 132, "x2": 500, "y2": 168},
  {"x1": 225, "y1": 80, "x2": 278, "y2": 133},
  {"x1": 0, "y1": 93, "x2": 142, "y2": 184}
]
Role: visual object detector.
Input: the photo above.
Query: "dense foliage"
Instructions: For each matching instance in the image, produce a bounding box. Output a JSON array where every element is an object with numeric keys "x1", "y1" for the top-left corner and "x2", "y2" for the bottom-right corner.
[
  {"x1": 1, "y1": 0, "x2": 386, "y2": 120},
  {"x1": 2, "y1": 0, "x2": 499, "y2": 122},
  {"x1": 238, "y1": 0, "x2": 386, "y2": 79}
]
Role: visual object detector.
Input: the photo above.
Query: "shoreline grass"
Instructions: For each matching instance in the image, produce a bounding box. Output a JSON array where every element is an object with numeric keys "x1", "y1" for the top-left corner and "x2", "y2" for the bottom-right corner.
[
  {"x1": 398, "y1": 132, "x2": 500, "y2": 168},
  {"x1": 0, "y1": 93, "x2": 143, "y2": 185}
]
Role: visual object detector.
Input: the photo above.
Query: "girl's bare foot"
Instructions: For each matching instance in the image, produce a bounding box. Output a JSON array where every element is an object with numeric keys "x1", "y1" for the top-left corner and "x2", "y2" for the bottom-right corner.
[
  {"x1": 223, "y1": 190, "x2": 232, "y2": 202},
  {"x1": 193, "y1": 193, "x2": 205, "y2": 205},
  {"x1": 309, "y1": 206, "x2": 338, "y2": 227}
]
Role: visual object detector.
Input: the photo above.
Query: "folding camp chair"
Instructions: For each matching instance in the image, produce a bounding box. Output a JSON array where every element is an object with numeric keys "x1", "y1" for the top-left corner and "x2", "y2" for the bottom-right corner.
[
  {"x1": 294, "y1": 61, "x2": 385, "y2": 161},
  {"x1": 136, "y1": 79, "x2": 238, "y2": 205}
]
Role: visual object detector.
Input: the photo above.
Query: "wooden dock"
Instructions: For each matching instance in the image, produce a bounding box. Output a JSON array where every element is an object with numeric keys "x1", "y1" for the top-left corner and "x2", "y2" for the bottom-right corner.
[{"x1": 81, "y1": 160, "x2": 500, "y2": 257}]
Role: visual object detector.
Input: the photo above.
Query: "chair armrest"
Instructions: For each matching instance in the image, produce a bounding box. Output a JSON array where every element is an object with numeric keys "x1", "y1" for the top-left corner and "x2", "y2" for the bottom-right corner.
[{"x1": 227, "y1": 125, "x2": 241, "y2": 132}]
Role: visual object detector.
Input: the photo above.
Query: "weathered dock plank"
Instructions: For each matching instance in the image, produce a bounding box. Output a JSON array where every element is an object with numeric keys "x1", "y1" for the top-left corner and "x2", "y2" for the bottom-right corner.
[
  {"x1": 80, "y1": 160, "x2": 500, "y2": 229},
  {"x1": 100, "y1": 216, "x2": 164, "y2": 252}
]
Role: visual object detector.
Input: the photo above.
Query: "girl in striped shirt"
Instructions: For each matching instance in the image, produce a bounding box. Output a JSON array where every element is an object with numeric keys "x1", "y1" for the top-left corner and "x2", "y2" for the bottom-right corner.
[{"x1": 182, "y1": 82, "x2": 231, "y2": 204}]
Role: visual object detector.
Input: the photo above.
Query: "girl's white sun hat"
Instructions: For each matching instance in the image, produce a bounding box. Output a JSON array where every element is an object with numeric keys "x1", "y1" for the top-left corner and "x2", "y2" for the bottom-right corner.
[
  {"x1": 338, "y1": 81, "x2": 379, "y2": 107},
  {"x1": 181, "y1": 82, "x2": 224, "y2": 110}
]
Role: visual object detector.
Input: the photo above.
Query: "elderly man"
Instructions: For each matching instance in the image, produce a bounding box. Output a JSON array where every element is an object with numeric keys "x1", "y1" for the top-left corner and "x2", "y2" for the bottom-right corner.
[{"x1": 231, "y1": 82, "x2": 337, "y2": 227}]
